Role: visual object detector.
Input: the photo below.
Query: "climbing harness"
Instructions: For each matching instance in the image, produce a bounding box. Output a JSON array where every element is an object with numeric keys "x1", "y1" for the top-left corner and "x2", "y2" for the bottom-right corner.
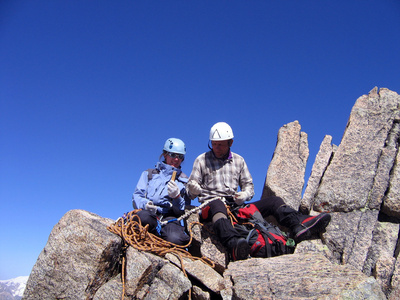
[{"x1": 160, "y1": 196, "x2": 227, "y2": 225}]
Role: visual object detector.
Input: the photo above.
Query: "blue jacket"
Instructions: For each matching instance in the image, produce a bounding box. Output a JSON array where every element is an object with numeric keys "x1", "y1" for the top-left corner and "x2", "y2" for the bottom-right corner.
[{"x1": 132, "y1": 162, "x2": 190, "y2": 215}]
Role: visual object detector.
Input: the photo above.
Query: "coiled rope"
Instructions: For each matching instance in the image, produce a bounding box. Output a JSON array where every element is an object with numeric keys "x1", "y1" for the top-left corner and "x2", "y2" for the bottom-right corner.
[{"x1": 107, "y1": 197, "x2": 225, "y2": 299}]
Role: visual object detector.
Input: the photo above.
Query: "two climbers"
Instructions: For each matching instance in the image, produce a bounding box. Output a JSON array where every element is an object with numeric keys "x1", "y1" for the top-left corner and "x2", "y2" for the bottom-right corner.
[
  {"x1": 130, "y1": 123, "x2": 331, "y2": 260},
  {"x1": 187, "y1": 122, "x2": 331, "y2": 261},
  {"x1": 132, "y1": 138, "x2": 191, "y2": 246}
]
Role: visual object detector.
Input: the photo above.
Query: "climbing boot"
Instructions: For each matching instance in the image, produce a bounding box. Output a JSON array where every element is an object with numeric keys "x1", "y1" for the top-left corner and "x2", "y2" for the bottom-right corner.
[
  {"x1": 292, "y1": 212, "x2": 331, "y2": 243},
  {"x1": 226, "y1": 237, "x2": 250, "y2": 261},
  {"x1": 213, "y1": 218, "x2": 249, "y2": 261}
]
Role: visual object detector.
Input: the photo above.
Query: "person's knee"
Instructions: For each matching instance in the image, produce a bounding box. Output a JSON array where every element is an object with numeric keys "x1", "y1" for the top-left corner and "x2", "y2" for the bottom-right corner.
[
  {"x1": 209, "y1": 199, "x2": 228, "y2": 215},
  {"x1": 161, "y1": 223, "x2": 189, "y2": 245},
  {"x1": 261, "y1": 196, "x2": 286, "y2": 211},
  {"x1": 272, "y1": 197, "x2": 286, "y2": 211},
  {"x1": 136, "y1": 210, "x2": 158, "y2": 232},
  {"x1": 164, "y1": 231, "x2": 189, "y2": 245}
]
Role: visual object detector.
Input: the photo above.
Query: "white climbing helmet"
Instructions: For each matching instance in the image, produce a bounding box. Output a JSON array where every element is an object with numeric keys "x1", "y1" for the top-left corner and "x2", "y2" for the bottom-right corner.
[
  {"x1": 163, "y1": 138, "x2": 186, "y2": 155},
  {"x1": 209, "y1": 122, "x2": 234, "y2": 141}
]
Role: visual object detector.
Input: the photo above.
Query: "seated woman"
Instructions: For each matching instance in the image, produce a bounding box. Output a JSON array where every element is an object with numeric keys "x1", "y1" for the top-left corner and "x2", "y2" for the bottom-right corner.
[{"x1": 132, "y1": 138, "x2": 191, "y2": 246}]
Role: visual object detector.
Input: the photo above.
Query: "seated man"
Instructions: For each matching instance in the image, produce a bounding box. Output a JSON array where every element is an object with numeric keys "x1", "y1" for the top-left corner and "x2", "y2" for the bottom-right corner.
[{"x1": 187, "y1": 122, "x2": 331, "y2": 260}]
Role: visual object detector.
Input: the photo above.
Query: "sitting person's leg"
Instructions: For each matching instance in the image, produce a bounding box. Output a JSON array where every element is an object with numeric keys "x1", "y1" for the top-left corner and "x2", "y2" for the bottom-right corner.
[
  {"x1": 136, "y1": 210, "x2": 160, "y2": 235},
  {"x1": 253, "y1": 196, "x2": 286, "y2": 216},
  {"x1": 253, "y1": 196, "x2": 331, "y2": 242},
  {"x1": 201, "y1": 199, "x2": 249, "y2": 261},
  {"x1": 160, "y1": 220, "x2": 190, "y2": 246}
]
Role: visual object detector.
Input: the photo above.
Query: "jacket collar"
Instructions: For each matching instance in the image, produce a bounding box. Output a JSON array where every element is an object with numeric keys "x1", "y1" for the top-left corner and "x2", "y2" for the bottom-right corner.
[{"x1": 156, "y1": 161, "x2": 182, "y2": 176}]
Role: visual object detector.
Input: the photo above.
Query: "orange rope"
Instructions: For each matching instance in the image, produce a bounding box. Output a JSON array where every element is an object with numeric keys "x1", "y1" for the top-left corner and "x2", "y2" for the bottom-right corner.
[{"x1": 107, "y1": 210, "x2": 215, "y2": 299}]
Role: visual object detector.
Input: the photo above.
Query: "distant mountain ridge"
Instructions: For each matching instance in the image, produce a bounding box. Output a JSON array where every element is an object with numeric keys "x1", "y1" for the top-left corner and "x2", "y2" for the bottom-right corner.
[{"x1": 0, "y1": 276, "x2": 28, "y2": 300}]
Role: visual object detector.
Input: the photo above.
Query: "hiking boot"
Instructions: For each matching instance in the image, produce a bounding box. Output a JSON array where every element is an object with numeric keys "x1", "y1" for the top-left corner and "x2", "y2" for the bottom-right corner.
[
  {"x1": 227, "y1": 237, "x2": 250, "y2": 261},
  {"x1": 293, "y1": 212, "x2": 331, "y2": 243}
]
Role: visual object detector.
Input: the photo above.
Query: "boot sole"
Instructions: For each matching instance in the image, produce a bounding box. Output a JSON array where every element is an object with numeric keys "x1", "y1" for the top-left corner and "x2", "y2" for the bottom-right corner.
[
  {"x1": 295, "y1": 213, "x2": 331, "y2": 242},
  {"x1": 233, "y1": 239, "x2": 250, "y2": 261}
]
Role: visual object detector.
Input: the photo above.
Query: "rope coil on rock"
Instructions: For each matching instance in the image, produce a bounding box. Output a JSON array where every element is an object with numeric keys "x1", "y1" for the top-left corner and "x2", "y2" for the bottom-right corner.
[{"x1": 107, "y1": 197, "x2": 225, "y2": 299}]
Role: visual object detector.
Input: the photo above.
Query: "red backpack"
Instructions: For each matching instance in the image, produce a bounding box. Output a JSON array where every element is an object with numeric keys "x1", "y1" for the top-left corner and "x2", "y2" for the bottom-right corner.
[{"x1": 231, "y1": 204, "x2": 295, "y2": 258}]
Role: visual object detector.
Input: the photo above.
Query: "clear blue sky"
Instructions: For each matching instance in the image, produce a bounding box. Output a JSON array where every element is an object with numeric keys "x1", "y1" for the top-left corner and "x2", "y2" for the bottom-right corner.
[{"x1": 1, "y1": 0, "x2": 399, "y2": 280}]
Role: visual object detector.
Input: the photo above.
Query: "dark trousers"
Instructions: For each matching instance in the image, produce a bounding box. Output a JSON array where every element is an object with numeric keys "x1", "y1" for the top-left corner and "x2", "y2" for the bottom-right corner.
[
  {"x1": 253, "y1": 196, "x2": 286, "y2": 219},
  {"x1": 136, "y1": 210, "x2": 190, "y2": 246},
  {"x1": 200, "y1": 196, "x2": 286, "y2": 222},
  {"x1": 200, "y1": 196, "x2": 290, "y2": 247}
]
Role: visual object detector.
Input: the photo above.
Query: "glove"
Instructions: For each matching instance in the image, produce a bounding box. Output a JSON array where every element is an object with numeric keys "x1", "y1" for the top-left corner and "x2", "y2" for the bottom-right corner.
[
  {"x1": 167, "y1": 180, "x2": 180, "y2": 199},
  {"x1": 187, "y1": 180, "x2": 202, "y2": 197},
  {"x1": 234, "y1": 191, "x2": 248, "y2": 206},
  {"x1": 145, "y1": 201, "x2": 159, "y2": 214}
]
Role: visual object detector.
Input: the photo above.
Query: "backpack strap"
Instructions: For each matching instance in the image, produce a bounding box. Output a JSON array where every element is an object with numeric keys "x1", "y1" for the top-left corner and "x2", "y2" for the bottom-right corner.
[
  {"x1": 145, "y1": 168, "x2": 160, "y2": 199},
  {"x1": 246, "y1": 228, "x2": 257, "y2": 244},
  {"x1": 147, "y1": 168, "x2": 187, "y2": 181},
  {"x1": 147, "y1": 168, "x2": 160, "y2": 181}
]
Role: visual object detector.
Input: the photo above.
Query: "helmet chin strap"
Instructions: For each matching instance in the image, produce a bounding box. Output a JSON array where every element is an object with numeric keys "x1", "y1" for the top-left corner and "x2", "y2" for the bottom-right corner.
[{"x1": 208, "y1": 141, "x2": 218, "y2": 157}]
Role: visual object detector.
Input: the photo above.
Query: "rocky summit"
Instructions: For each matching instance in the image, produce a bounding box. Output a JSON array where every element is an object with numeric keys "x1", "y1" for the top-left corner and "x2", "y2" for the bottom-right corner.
[{"x1": 23, "y1": 87, "x2": 400, "y2": 299}]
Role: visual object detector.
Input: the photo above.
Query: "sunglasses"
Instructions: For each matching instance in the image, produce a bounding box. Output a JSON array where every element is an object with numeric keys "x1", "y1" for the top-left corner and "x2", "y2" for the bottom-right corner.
[{"x1": 168, "y1": 152, "x2": 184, "y2": 160}]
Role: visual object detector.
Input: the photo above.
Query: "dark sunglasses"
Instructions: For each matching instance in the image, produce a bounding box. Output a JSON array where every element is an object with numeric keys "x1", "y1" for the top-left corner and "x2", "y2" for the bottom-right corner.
[{"x1": 168, "y1": 152, "x2": 184, "y2": 160}]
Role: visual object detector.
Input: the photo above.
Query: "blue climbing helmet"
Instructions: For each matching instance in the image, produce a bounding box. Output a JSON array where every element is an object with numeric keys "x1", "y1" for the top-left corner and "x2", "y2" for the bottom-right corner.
[{"x1": 163, "y1": 138, "x2": 186, "y2": 155}]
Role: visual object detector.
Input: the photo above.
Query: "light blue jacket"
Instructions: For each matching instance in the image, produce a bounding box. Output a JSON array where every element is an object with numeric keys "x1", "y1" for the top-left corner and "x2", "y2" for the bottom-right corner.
[{"x1": 132, "y1": 162, "x2": 190, "y2": 215}]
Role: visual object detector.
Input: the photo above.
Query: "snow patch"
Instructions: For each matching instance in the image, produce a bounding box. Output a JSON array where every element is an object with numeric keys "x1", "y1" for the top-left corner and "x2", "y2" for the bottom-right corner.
[{"x1": 0, "y1": 276, "x2": 29, "y2": 298}]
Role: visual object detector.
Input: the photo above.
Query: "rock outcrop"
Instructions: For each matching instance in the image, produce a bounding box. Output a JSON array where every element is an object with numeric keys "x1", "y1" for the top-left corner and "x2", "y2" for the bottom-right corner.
[
  {"x1": 23, "y1": 87, "x2": 400, "y2": 299},
  {"x1": 23, "y1": 210, "x2": 122, "y2": 299}
]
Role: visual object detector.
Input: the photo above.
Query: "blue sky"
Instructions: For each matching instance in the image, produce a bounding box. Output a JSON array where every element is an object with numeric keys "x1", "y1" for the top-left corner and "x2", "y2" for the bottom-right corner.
[{"x1": 1, "y1": 0, "x2": 399, "y2": 280}]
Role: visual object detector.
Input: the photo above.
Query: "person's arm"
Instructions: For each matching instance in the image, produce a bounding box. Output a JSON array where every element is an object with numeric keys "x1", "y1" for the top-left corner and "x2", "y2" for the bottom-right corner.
[
  {"x1": 187, "y1": 156, "x2": 204, "y2": 199},
  {"x1": 182, "y1": 186, "x2": 192, "y2": 206},
  {"x1": 132, "y1": 171, "x2": 151, "y2": 210},
  {"x1": 170, "y1": 195, "x2": 185, "y2": 216},
  {"x1": 167, "y1": 180, "x2": 186, "y2": 216},
  {"x1": 174, "y1": 176, "x2": 192, "y2": 206},
  {"x1": 238, "y1": 159, "x2": 255, "y2": 200}
]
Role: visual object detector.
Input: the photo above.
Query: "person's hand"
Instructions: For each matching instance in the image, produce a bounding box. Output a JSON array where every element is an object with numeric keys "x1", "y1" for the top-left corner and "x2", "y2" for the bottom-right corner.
[
  {"x1": 145, "y1": 201, "x2": 159, "y2": 214},
  {"x1": 234, "y1": 191, "x2": 248, "y2": 205},
  {"x1": 168, "y1": 180, "x2": 180, "y2": 198},
  {"x1": 187, "y1": 180, "x2": 202, "y2": 197}
]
